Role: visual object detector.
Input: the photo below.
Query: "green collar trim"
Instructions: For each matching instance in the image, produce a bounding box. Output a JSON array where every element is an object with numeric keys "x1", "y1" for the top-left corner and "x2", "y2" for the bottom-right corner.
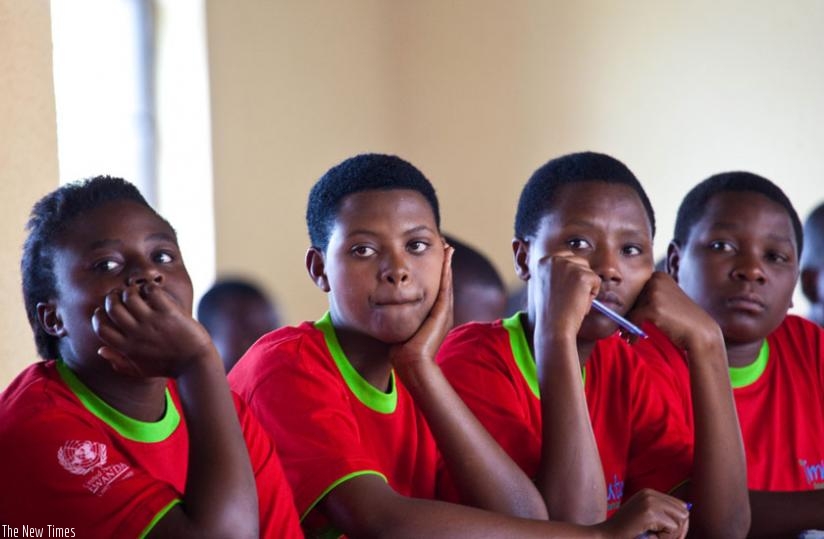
[
  {"x1": 729, "y1": 340, "x2": 769, "y2": 389},
  {"x1": 502, "y1": 312, "x2": 540, "y2": 398},
  {"x1": 314, "y1": 312, "x2": 398, "y2": 414},
  {"x1": 56, "y1": 360, "x2": 181, "y2": 442}
]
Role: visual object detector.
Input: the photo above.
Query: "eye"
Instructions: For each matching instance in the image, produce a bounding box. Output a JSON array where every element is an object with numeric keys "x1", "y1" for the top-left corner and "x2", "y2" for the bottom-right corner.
[
  {"x1": 709, "y1": 240, "x2": 734, "y2": 252},
  {"x1": 351, "y1": 245, "x2": 376, "y2": 258},
  {"x1": 765, "y1": 250, "x2": 790, "y2": 263},
  {"x1": 93, "y1": 259, "x2": 122, "y2": 272},
  {"x1": 407, "y1": 240, "x2": 429, "y2": 254},
  {"x1": 621, "y1": 244, "x2": 643, "y2": 256},
  {"x1": 154, "y1": 251, "x2": 175, "y2": 264},
  {"x1": 567, "y1": 238, "x2": 591, "y2": 250}
]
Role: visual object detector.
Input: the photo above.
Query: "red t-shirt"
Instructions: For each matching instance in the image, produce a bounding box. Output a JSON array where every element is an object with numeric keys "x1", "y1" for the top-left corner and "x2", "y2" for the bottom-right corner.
[
  {"x1": 0, "y1": 360, "x2": 302, "y2": 539},
  {"x1": 228, "y1": 313, "x2": 443, "y2": 537},
  {"x1": 437, "y1": 313, "x2": 693, "y2": 514},
  {"x1": 639, "y1": 314, "x2": 824, "y2": 491}
]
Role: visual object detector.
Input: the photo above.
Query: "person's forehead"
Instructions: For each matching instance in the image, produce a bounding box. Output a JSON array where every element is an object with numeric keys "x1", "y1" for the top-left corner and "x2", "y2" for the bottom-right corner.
[
  {"x1": 536, "y1": 182, "x2": 651, "y2": 233},
  {"x1": 699, "y1": 191, "x2": 793, "y2": 228},
  {"x1": 52, "y1": 203, "x2": 176, "y2": 267},
  {"x1": 693, "y1": 191, "x2": 797, "y2": 246},
  {"x1": 334, "y1": 189, "x2": 437, "y2": 227}
]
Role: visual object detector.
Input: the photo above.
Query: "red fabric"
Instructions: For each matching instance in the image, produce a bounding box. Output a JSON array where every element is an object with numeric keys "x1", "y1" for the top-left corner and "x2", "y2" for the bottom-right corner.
[
  {"x1": 437, "y1": 316, "x2": 693, "y2": 515},
  {"x1": 0, "y1": 360, "x2": 301, "y2": 539},
  {"x1": 641, "y1": 315, "x2": 824, "y2": 491},
  {"x1": 229, "y1": 320, "x2": 442, "y2": 535}
]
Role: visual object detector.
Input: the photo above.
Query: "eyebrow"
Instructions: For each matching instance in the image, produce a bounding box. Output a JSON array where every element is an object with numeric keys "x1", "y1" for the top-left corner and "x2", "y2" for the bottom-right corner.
[
  {"x1": 708, "y1": 222, "x2": 794, "y2": 244},
  {"x1": 563, "y1": 218, "x2": 651, "y2": 236},
  {"x1": 87, "y1": 232, "x2": 178, "y2": 250},
  {"x1": 345, "y1": 225, "x2": 438, "y2": 238}
]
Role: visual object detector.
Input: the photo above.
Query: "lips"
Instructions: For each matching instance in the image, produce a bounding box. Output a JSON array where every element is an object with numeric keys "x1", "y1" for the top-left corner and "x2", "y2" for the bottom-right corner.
[
  {"x1": 594, "y1": 290, "x2": 624, "y2": 313},
  {"x1": 725, "y1": 293, "x2": 766, "y2": 313},
  {"x1": 372, "y1": 296, "x2": 423, "y2": 307}
]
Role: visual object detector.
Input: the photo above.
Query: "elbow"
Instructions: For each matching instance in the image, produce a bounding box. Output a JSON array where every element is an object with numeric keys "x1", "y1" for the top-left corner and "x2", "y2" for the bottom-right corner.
[{"x1": 689, "y1": 510, "x2": 750, "y2": 539}]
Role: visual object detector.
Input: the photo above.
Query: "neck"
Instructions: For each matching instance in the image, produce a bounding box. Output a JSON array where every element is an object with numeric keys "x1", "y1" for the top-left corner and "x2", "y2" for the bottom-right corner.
[
  {"x1": 725, "y1": 339, "x2": 765, "y2": 368},
  {"x1": 331, "y1": 326, "x2": 394, "y2": 392},
  {"x1": 63, "y1": 358, "x2": 168, "y2": 422}
]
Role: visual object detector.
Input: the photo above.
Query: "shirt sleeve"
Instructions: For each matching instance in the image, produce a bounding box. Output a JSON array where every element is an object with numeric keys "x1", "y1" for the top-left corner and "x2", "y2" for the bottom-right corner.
[
  {"x1": 0, "y1": 410, "x2": 179, "y2": 538},
  {"x1": 237, "y1": 336, "x2": 386, "y2": 518}
]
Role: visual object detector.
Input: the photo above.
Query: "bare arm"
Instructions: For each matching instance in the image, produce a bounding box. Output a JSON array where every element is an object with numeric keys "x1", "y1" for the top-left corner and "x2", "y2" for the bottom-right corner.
[
  {"x1": 93, "y1": 283, "x2": 258, "y2": 538},
  {"x1": 390, "y1": 245, "x2": 547, "y2": 519},
  {"x1": 532, "y1": 254, "x2": 607, "y2": 523},
  {"x1": 320, "y1": 474, "x2": 690, "y2": 539},
  {"x1": 632, "y1": 272, "x2": 750, "y2": 538},
  {"x1": 747, "y1": 489, "x2": 824, "y2": 537}
]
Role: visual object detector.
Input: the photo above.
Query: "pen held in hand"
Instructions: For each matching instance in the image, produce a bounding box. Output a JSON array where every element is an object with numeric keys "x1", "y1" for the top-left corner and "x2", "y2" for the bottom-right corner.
[{"x1": 591, "y1": 299, "x2": 648, "y2": 339}]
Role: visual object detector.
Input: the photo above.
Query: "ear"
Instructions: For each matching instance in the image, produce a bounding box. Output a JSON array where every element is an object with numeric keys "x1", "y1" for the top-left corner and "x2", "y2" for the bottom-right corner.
[
  {"x1": 666, "y1": 241, "x2": 682, "y2": 282},
  {"x1": 305, "y1": 247, "x2": 330, "y2": 292},
  {"x1": 800, "y1": 268, "x2": 820, "y2": 304},
  {"x1": 512, "y1": 238, "x2": 530, "y2": 282},
  {"x1": 36, "y1": 301, "x2": 66, "y2": 338}
]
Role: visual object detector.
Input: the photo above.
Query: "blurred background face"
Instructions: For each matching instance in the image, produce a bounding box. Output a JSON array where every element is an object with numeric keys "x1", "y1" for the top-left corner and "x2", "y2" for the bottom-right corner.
[
  {"x1": 674, "y1": 191, "x2": 799, "y2": 345},
  {"x1": 526, "y1": 182, "x2": 654, "y2": 342},
  {"x1": 452, "y1": 281, "x2": 507, "y2": 327},
  {"x1": 211, "y1": 294, "x2": 281, "y2": 372}
]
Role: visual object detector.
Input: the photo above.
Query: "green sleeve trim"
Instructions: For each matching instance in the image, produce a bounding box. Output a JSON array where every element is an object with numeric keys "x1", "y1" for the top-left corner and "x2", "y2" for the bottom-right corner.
[
  {"x1": 138, "y1": 498, "x2": 181, "y2": 539},
  {"x1": 729, "y1": 340, "x2": 769, "y2": 388},
  {"x1": 314, "y1": 312, "x2": 398, "y2": 414},
  {"x1": 300, "y1": 470, "x2": 388, "y2": 522},
  {"x1": 56, "y1": 360, "x2": 181, "y2": 442},
  {"x1": 502, "y1": 312, "x2": 540, "y2": 399}
]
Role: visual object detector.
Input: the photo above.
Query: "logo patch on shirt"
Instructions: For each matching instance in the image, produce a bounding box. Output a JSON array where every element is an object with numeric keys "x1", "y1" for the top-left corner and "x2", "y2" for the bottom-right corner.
[
  {"x1": 57, "y1": 440, "x2": 107, "y2": 475},
  {"x1": 57, "y1": 440, "x2": 133, "y2": 495},
  {"x1": 607, "y1": 473, "x2": 625, "y2": 511},
  {"x1": 799, "y1": 459, "x2": 824, "y2": 488}
]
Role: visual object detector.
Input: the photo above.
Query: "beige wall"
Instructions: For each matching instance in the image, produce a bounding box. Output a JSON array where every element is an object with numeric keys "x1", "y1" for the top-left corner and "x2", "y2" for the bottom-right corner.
[
  {"x1": 2, "y1": 1, "x2": 821, "y2": 387},
  {"x1": 206, "y1": 0, "x2": 824, "y2": 325},
  {"x1": 0, "y1": 1, "x2": 59, "y2": 387}
]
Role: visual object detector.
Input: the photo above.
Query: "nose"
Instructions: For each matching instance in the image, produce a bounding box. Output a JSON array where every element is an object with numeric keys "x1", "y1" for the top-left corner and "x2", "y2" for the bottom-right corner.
[
  {"x1": 731, "y1": 251, "x2": 766, "y2": 284},
  {"x1": 380, "y1": 250, "x2": 410, "y2": 285},
  {"x1": 590, "y1": 249, "x2": 622, "y2": 284},
  {"x1": 125, "y1": 261, "x2": 164, "y2": 287}
]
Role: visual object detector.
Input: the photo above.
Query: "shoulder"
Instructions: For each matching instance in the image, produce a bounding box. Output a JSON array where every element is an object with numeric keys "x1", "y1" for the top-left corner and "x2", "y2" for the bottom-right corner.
[
  {"x1": 229, "y1": 321, "x2": 331, "y2": 393},
  {"x1": 774, "y1": 314, "x2": 823, "y2": 339},
  {"x1": 438, "y1": 320, "x2": 510, "y2": 361},
  {"x1": 768, "y1": 314, "x2": 824, "y2": 353},
  {"x1": 0, "y1": 361, "x2": 79, "y2": 430}
]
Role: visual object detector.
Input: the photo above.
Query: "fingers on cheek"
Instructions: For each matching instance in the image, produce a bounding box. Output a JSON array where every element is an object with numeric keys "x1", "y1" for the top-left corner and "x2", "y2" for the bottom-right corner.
[{"x1": 93, "y1": 310, "x2": 125, "y2": 344}]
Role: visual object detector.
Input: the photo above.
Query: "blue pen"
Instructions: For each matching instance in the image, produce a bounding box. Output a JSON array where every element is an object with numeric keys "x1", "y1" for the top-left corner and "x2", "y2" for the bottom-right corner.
[{"x1": 591, "y1": 299, "x2": 648, "y2": 339}]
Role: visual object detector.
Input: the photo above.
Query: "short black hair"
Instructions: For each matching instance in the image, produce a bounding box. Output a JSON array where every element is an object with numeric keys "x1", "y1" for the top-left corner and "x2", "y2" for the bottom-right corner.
[
  {"x1": 514, "y1": 151, "x2": 655, "y2": 240},
  {"x1": 197, "y1": 278, "x2": 272, "y2": 334},
  {"x1": 801, "y1": 202, "x2": 824, "y2": 269},
  {"x1": 306, "y1": 153, "x2": 441, "y2": 251},
  {"x1": 673, "y1": 171, "x2": 803, "y2": 258},
  {"x1": 444, "y1": 234, "x2": 505, "y2": 292},
  {"x1": 22, "y1": 176, "x2": 164, "y2": 359}
]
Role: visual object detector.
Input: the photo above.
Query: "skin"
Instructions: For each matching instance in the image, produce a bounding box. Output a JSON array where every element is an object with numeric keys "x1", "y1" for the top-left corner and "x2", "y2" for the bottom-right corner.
[
  {"x1": 304, "y1": 188, "x2": 690, "y2": 538},
  {"x1": 37, "y1": 200, "x2": 258, "y2": 538},
  {"x1": 669, "y1": 191, "x2": 823, "y2": 536},
  {"x1": 513, "y1": 181, "x2": 748, "y2": 537}
]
